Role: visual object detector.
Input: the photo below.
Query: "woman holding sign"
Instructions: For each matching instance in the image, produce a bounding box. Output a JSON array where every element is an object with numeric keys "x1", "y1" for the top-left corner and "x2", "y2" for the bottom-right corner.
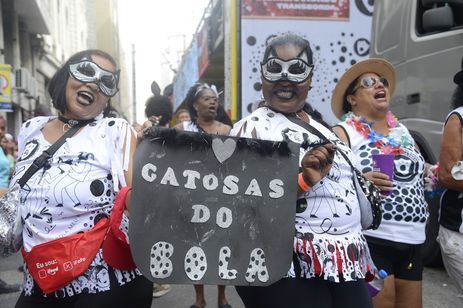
[
  {"x1": 230, "y1": 33, "x2": 374, "y2": 308},
  {"x1": 175, "y1": 82, "x2": 232, "y2": 308},
  {"x1": 331, "y1": 59, "x2": 427, "y2": 308}
]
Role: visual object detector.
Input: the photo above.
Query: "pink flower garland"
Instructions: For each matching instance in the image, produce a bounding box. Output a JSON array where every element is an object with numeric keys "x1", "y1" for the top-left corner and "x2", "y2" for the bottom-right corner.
[{"x1": 343, "y1": 111, "x2": 411, "y2": 155}]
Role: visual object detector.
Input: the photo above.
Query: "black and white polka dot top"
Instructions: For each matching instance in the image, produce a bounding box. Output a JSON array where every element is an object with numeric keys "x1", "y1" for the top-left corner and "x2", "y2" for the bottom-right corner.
[{"x1": 338, "y1": 121, "x2": 428, "y2": 244}]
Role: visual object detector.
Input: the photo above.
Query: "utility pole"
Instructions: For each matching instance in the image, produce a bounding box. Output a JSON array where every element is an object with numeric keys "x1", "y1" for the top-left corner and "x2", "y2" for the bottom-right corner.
[{"x1": 131, "y1": 44, "x2": 136, "y2": 123}]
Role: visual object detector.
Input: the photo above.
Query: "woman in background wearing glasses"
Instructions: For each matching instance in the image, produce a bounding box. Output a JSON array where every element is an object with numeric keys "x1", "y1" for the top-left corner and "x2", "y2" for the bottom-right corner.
[
  {"x1": 13, "y1": 50, "x2": 152, "y2": 308},
  {"x1": 332, "y1": 59, "x2": 427, "y2": 308}
]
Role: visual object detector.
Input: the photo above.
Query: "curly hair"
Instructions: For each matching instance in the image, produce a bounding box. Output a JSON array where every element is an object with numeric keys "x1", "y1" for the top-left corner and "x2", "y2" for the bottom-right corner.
[
  {"x1": 144, "y1": 95, "x2": 173, "y2": 126},
  {"x1": 48, "y1": 49, "x2": 118, "y2": 115}
]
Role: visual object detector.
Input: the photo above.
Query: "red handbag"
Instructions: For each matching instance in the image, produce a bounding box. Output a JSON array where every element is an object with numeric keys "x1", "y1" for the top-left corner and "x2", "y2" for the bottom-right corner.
[
  {"x1": 21, "y1": 187, "x2": 136, "y2": 294},
  {"x1": 21, "y1": 217, "x2": 109, "y2": 294},
  {"x1": 102, "y1": 187, "x2": 136, "y2": 271}
]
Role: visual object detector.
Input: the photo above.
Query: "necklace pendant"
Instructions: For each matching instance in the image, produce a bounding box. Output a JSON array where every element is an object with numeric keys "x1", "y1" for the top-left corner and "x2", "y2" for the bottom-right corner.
[
  {"x1": 68, "y1": 119, "x2": 79, "y2": 127},
  {"x1": 63, "y1": 123, "x2": 71, "y2": 132}
]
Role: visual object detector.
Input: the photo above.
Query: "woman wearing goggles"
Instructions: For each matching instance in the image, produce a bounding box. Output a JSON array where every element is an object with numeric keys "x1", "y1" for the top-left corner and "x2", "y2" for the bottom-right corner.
[
  {"x1": 332, "y1": 59, "x2": 427, "y2": 308},
  {"x1": 69, "y1": 59, "x2": 120, "y2": 97},
  {"x1": 13, "y1": 49, "x2": 153, "y2": 307},
  {"x1": 261, "y1": 49, "x2": 314, "y2": 84},
  {"x1": 231, "y1": 33, "x2": 375, "y2": 308}
]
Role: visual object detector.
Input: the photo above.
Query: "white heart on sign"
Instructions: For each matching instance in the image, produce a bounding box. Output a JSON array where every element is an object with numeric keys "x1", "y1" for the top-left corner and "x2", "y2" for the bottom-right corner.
[{"x1": 212, "y1": 138, "x2": 236, "y2": 163}]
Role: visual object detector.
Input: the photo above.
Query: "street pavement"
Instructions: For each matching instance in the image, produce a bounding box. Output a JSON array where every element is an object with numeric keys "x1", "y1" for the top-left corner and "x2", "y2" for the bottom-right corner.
[{"x1": 1, "y1": 252, "x2": 462, "y2": 308}]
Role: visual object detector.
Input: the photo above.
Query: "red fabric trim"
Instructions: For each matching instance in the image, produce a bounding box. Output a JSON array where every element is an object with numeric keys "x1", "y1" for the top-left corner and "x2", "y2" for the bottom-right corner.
[{"x1": 308, "y1": 240, "x2": 321, "y2": 275}]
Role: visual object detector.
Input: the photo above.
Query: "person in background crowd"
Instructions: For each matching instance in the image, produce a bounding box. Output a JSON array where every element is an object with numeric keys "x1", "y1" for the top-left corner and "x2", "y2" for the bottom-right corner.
[
  {"x1": 437, "y1": 57, "x2": 463, "y2": 299},
  {"x1": 143, "y1": 93, "x2": 174, "y2": 299},
  {"x1": 175, "y1": 82, "x2": 232, "y2": 308},
  {"x1": 12, "y1": 49, "x2": 152, "y2": 307},
  {"x1": 231, "y1": 32, "x2": 374, "y2": 308},
  {"x1": 175, "y1": 82, "x2": 231, "y2": 136},
  {"x1": 332, "y1": 58, "x2": 427, "y2": 308},
  {"x1": 1, "y1": 133, "x2": 15, "y2": 177},
  {"x1": 175, "y1": 108, "x2": 191, "y2": 124},
  {"x1": 0, "y1": 116, "x2": 10, "y2": 188},
  {"x1": 144, "y1": 94, "x2": 173, "y2": 129}
]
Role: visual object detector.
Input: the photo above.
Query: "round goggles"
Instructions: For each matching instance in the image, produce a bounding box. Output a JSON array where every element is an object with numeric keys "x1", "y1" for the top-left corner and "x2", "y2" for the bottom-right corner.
[
  {"x1": 261, "y1": 57, "x2": 314, "y2": 84},
  {"x1": 69, "y1": 60, "x2": 120, "y2": 97},
  {"x1": 352, "y1": 76, "x2": 389, "y2": 92}
]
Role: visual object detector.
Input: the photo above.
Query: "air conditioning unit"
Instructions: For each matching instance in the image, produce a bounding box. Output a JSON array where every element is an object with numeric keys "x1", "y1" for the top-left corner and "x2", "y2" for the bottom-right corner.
[{"x1": 14, "y1": 67, "x2": 31, "y2": 93}]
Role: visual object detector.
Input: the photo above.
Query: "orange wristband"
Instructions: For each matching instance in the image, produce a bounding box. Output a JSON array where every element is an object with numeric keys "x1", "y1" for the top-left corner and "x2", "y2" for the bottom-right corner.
[{"x1": 298, "y1": 173, "x2": 311, "y2": 192}]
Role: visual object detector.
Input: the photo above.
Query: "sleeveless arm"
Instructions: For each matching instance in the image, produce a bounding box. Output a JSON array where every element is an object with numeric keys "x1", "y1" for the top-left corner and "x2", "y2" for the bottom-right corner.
[
  {"x1": 332, "y1": 125, "x2": 350, "y2": 147},
  {"x1": 439, "y1": 113, "x2": 463, "y2": 191}
]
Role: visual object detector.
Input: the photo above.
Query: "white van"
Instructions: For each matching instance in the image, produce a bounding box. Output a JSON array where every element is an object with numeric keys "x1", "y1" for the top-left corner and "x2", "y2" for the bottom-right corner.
[{"x1": 370, "y1": 0, "x2": 463, "y2": 266}]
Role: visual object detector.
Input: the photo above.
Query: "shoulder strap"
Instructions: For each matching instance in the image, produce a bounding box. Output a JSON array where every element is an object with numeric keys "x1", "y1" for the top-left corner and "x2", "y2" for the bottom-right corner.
[
  {"x1": 284, "y1": 114, "x2": 358, "y2": 171},
  {"x1": 285, "y1": 114, "x2": 328, "y2": 141},
  {"x1": 17, "y1": 122, "x2": 89, "y2": 188}
]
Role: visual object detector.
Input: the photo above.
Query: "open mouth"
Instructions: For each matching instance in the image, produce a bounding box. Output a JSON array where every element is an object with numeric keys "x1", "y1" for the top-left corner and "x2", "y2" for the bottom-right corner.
[
  {"x1": 273, "y1": 89, "x2": 295, "y2": 100},
  {"x1": 76, "y1": 91, "x2": 95, "y2": 106},
  {"x1": 374, "y1": 90, "x2": 386, "y2": 100},
  {"x1": 208, "y1": 105, "x2": 217, "y2": 113}
]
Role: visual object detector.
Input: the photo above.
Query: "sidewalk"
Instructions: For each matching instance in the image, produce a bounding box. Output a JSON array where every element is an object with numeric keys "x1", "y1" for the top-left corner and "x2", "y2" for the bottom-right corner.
[{"x1": 1, "y1": 252, "x2": 462, "y2": 308}]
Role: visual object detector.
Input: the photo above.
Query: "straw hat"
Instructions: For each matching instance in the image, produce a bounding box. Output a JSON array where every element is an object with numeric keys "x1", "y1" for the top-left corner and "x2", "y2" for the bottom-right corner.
[
  {"x1": 331, "y1": 58, "x2": 396, "y2": 119},
  {"x1": 454, "y1": 57, "x2": 463, "y2": 85}
]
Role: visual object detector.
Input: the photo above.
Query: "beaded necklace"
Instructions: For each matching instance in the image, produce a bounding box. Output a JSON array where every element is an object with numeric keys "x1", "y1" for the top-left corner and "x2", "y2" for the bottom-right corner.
[{"x1": 342, "y1": 111, "x2": 412, "y2": 154}]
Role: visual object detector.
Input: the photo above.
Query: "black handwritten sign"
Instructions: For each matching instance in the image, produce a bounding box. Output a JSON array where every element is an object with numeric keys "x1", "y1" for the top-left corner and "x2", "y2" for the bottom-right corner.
[{"x1": 130, "y1": 128, "x2": 299, "y2": 286}]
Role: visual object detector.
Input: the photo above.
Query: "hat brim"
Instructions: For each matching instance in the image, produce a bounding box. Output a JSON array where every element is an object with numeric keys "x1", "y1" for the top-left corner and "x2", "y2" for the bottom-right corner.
[{"x1": 331, "y1": 58, "x2": 396, "y2": 120}]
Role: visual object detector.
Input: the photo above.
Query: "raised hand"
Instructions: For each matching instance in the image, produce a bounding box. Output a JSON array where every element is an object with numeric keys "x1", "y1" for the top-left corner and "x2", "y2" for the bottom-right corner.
[{"x1": 301, "y1": 143, "x2": 337, "y2": 186}]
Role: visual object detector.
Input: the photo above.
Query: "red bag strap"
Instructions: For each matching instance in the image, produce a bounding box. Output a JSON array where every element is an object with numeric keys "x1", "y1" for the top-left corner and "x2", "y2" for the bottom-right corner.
[{"x1": 109, "y1": 187, "x2": 131, "y2": 241}]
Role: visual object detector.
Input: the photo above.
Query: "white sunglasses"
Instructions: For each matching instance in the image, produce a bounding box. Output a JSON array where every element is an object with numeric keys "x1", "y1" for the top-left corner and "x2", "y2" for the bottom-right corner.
[{"x1": 69, "y1": 60, "x2": 120, "y2": 97}]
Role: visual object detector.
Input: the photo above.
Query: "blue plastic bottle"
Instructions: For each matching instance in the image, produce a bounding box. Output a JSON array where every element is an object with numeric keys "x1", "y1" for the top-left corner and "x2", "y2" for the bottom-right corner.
[{"x1": 368, "y1": 269, "x2": 388, "y2": 297}]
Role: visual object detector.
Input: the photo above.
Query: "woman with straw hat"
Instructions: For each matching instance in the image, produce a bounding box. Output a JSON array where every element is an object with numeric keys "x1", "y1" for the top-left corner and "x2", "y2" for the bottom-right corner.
[{"x1": 332, "y1": 58, "x2": 427, "y2": 308}]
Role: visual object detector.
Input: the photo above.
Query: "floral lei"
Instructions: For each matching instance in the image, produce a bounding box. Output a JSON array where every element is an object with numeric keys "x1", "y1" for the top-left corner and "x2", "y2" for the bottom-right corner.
[{"x1": 342, "y1": 111, "x2": 412, "y2": 155}]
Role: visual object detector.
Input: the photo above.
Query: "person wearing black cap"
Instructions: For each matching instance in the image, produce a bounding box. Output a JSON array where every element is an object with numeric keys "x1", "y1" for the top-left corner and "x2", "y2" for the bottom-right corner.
[{"x1": 437, "y1": 56, "x2": 463, "y2": 298}]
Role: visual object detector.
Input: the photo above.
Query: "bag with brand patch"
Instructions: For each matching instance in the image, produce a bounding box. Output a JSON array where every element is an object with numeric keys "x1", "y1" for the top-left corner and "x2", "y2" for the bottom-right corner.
[
  {"x1": 22, "y1": 186, "x2": 135, "y2": 294},
  {"x1": 21, "y1": 217, "x2": 109, "y2": 294}
]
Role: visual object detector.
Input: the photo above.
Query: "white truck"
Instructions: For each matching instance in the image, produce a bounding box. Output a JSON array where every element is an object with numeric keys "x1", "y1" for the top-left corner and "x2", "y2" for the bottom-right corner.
[{"x1": 370, "y1": 0, "x2": 463, "y2": 266}]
